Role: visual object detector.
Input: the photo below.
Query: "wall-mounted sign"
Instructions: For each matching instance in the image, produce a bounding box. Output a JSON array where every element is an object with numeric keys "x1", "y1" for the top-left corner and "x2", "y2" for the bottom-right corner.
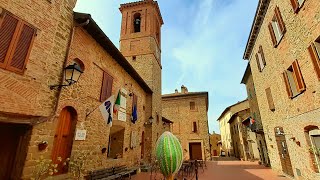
[{"x1": 75, "y1": 129, "x2": 87, "y2": 141}]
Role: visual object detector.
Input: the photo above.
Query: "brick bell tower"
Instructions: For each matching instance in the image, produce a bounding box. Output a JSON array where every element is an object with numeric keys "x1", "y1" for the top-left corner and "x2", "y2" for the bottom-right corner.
[{"x1": 119, "y1": 0, "x2": 163, "y2": 161}]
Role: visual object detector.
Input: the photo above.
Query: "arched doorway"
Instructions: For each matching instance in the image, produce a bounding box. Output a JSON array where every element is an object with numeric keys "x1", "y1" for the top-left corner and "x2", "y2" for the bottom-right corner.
[
  {"x1": 52, "y1": 107, "x2": 77, "y2": 174},
  {"x1": 141, "y1": 131, "x2": 145, "y2": 159}
]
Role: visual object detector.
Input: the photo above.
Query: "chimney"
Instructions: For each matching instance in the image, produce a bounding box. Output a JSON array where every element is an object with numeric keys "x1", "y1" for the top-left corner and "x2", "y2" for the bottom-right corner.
[
  {"x1": 181, "y1": 85, "x2": 188, "y2": 94},
  {"x1": 175, "y1": 89, "x2": 178, "y2": 93}
]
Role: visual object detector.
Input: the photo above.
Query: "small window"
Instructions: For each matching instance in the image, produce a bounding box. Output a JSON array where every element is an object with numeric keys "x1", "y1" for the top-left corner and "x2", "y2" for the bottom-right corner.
[
  {"x1": 192, "y1": 122, "x2": 197, "y2": 133},
  {"x1": 132, "y1": 56, "x2": 136, "y2": 61},
  {"x1": 190, "y1": 102, "x2": 195, "y2": 110},
  {"x1": 255, "y1": 46, "x2": 267, "y2": 72},
  {"x1": 265, "y1": 87, "x2": 275, "y2": 111},
  {"x1": 133, "y1": 13, "x2": 141, "y2": 33},
  {"x1": 282, "y1": 60, "x2": 306, "y2": 98},
  {"x1": 268, "y1": 7, "x2": 286, "y2": 47},
  {"x1": 0, "y1": 10, "x2": 36, "y2": 74},
  {"x1": 308, "y1": 39, "x2": 320, "y2": 80}
]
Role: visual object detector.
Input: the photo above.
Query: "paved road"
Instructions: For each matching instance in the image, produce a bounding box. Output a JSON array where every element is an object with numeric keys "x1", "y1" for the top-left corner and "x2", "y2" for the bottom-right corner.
[{"x1": 132, "y1": 161, "x2": 288, "y2": 180}]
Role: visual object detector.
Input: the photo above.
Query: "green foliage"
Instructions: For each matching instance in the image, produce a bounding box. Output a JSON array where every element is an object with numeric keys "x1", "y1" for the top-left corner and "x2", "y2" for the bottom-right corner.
[
  {"x1": 64, "y1": 151, "x2": 89, "y2": 179},
  {"x1": 31, "y1": 156, "x2": 60, "y2": 180}
]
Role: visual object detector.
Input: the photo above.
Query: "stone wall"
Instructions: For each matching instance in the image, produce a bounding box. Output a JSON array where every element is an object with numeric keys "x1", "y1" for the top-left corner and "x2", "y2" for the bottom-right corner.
[
  {"x1": 162, "y1": 90, "x2": 210, "y2": 160},
  {"x1": 247, "y1": 0, "x2": 320, "y2": 179}
]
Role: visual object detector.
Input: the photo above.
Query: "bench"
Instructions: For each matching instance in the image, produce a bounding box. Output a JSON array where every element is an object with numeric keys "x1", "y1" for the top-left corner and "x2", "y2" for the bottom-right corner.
[{"x1": 85, "y1": 165, "x2": 137, "y2": 180}]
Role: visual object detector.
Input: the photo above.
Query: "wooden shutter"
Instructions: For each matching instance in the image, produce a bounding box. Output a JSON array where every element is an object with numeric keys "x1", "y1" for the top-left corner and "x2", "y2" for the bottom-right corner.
[
  {"x1": 282, "y1": 71, "x2": 293, "y2": 98},
  {"x1": 268, "y1": 23, "x2": 277, "y2": 47},
  {"x1": 290, "y1": 0, "x2": 299, "y2": 13},
  {"x1": 7, "y1": 23, "x2": 36, "y2": 73},
  {"x1": 292, "y1": 60, "x2": 306, "y2": 92},
  {"x1": 265, "y1": 87, "x2": 275, "y2": 111},
  {"x1": 275, "y1": 6, "x2": 286, "y2": 34},
  {"x1": 308, "y1": 43, "x2": 320, "y2": 80},
  {"x1": 259, "y1": 46, "x2": 266, "y2": 65},
  {"x1": 100, "y1": 72, "x2": 113, "y2": 102},
  {"x1": 255, "y1": 54, "x2": 262, "y2": 72},
  {"x1": 0, "y1": 12, "x2": 19, "y2": 68}
]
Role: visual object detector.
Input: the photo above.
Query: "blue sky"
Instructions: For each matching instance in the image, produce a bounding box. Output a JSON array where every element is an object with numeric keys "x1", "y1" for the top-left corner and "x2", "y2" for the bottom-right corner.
[{"x1": 74, "y1": 0, "x2": 258, "y2": 134}]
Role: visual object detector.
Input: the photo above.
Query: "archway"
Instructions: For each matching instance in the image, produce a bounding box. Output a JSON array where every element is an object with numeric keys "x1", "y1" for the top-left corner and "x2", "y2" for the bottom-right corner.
[{"x1": 52, "y1": 106, "x2": 77, "y2": 174}]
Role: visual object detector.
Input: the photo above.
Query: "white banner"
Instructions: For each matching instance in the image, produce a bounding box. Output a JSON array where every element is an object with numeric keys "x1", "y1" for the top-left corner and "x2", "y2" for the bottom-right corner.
[{"x1": 99, "y1": 95, "x2": 114, "y2": 126}]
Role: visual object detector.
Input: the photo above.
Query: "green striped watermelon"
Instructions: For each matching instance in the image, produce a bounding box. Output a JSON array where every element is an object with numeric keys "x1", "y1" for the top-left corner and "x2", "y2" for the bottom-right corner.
[{"x1": 155, "y1": 131, "x2": 183, "y2": 178}]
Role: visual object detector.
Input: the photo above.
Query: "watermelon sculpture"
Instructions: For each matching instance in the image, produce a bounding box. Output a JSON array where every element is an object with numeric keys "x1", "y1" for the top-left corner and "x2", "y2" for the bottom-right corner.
[{"x1": 155, "y1": 131, "x2": 183, "y2": 180}]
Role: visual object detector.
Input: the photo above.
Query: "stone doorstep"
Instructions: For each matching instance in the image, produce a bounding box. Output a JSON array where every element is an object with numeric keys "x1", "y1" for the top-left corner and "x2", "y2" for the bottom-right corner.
[{"x1": 45, "y1": 174, "x2": 72, "y2": 180}]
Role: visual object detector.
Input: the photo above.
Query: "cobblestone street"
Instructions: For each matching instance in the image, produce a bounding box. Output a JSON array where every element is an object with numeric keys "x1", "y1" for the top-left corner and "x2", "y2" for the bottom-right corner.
[{"x1": 132, "y1": 161, "x2": 288, "y2": 180}]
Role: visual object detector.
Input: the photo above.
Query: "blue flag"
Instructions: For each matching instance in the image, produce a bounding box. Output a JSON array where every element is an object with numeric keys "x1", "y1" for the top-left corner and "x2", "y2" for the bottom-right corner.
[{"x1": 131, "y1": 105, "x2": 137, "y2": 124}]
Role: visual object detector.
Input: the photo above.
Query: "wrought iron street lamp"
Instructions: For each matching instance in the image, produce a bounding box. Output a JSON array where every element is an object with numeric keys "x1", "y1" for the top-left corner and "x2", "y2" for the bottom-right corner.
[{"x1": 50, "y1": 63, "x2": 83, "y2": 90}]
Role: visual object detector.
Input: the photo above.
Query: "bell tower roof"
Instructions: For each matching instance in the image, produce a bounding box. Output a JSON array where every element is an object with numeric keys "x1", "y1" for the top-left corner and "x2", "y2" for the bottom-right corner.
[{"x1": 120, "y1": 0, "x2": 164, "y2": 25}]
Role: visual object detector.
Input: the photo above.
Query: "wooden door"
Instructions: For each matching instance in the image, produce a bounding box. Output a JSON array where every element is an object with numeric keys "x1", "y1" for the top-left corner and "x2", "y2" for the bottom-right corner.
[
  {"x1": 189, "y1": 143, "x2": 202, "y2": 160},
  {"x1": 275, "y1": 127, "x2": 294, "y2": 177},
  {"x1": 213, "y1": 150, "x2": 217, "y2": 156},
  {"x1": 0, "y1": 123, "x2": 30, "y2": 180},
  {"x1": 141, "y1": 131, "x2": 145, "y2": 159},
  {"x1": 52, "y1": 107, "x2": 77, "y2": 174}
]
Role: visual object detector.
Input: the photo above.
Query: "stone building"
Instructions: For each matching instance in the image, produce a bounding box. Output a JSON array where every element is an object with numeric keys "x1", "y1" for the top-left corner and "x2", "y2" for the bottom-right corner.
[
  {"x1": 217, "y1": 99, "x2": 249, "y2": 157},
  {"x1": 243, "y1": 0, "x2": 320, "y2": 178},
  {"x1": 0, "y1": 0, "x2": 77, "y2": 179},
  {"x1": 228, "y1": 108, "x2": 260, "y2": 161},
  {"x1": 162, "y1": 86, "x2": 210, "y2": 161},
  {"x1": 0, "y1": 0, "x2": 165, "y2": 179},
  {"x1": 241, "y1": 64, "x2": 270, "y2": 166},
  {"x1": 209, "y1": 132, "x2": 221, "y2": 157}
]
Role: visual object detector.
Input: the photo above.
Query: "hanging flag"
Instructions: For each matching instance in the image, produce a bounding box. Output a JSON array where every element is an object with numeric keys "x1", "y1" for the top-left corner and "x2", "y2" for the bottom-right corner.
[
  {"x1": 114, "y1": 90, "x2": 121, "y2": 113},
  {"x1": 99, "y1": 95, "x2": 114, "y2": 126},
  {"x1": 131, "y1": 94, "x2": 138, "y2": 124},
  {"x1": 250, "y1": 118, "x2": 255, "y2": 125}
]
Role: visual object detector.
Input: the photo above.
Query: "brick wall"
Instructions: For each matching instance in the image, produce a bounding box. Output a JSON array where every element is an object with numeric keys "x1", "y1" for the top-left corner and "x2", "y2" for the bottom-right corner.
[
  {"x1": 22, "y1": 26, "x2": 151, "y2": 178},
  {"x1": 0, "y1": 0, "x2": 76, "y2": 117}
]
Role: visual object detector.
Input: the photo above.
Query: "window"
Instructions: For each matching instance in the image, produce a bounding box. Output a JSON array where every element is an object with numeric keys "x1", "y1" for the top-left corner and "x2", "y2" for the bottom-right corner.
[
  {"x1": 255, "y1": 45, "x2": 267, "y2": 72},
  {"x1": 290, "y1": 0, "x2": 305, "y2": 13},
  {"x1": 265, "y1": 87, "x2": 275, "y2": 111},
  {"x1": 100, "y1": 71, "x2": 113, "y2": 102},
  {"x1": 190, "y1": 101, "x2": 195, "y2": 110},
  {"x1": 268, "y1": 6, "x2": 286, "y2": 47},
  {"x1": 0, "y1": 10, "x2": 36, "y2": 74},
  {"x1": 192, "y1": 121, "x2": 197, "y2": 133},
  {"x1": 305, "y1": 126, "x2": 320, "y2": 173},
  {"x1": 282, "y1": 60, "x2": 306, "y2": 98},
  {"x1": 309, "y1": 130, "x2": 320, "y2": 171},
  {"x1": 133, "y1": 13, "x2": 141, "y2": 33},
  {"x1": 308, "y1": 39, "x2": 320, "y2": 80},
  {"x1": 132, "y1": 56, "x2": 136, "y2": 61}
]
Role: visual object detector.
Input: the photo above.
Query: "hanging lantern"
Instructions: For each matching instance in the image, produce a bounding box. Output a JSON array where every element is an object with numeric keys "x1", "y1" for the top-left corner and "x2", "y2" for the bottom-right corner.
[{"x1": 155, "y1": 131, "x2": 183, "y2": 180}]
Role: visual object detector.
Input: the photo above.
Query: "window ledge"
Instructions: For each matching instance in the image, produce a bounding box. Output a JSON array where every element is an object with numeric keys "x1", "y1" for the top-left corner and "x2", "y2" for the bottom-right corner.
[
  {"x1": 290, "y1": 90, "x2": 305, "y2": 99},
  {"x1": 275, "y1": 34, "x2": 285, "y2": 48}
]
